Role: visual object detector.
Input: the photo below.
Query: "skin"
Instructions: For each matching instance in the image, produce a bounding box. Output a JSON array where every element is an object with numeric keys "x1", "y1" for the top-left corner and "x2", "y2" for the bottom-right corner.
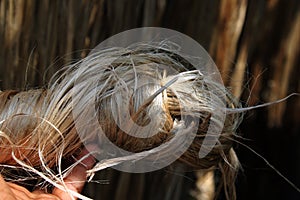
[{"x1": 0, "y1": 147, "x2": 96, "y2": 200}]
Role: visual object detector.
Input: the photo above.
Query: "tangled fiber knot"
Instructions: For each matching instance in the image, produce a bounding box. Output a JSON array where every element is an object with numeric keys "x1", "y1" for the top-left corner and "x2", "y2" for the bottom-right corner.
[{"x1": 0, "y1": 42, "x2": 242, "y2": 199}]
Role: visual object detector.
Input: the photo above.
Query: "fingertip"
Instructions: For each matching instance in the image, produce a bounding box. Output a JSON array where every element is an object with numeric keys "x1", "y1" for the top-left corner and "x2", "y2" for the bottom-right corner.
[{"x1": 52, "y1": 146, "x2": 97, "y2": 200}]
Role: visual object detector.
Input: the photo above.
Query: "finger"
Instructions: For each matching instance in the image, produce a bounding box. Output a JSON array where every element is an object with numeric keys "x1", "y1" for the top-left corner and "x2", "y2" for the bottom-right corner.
[
  {"x1": 7, "y1": 181, "x2": 59, "y2": 200},
  {"x1": 0, "y1": 176, "x2": 17, "y2": 200},
  {"x1": 2, "y1": 176, "x2": 59, "y2": 200},
  {"x1": 52, "y1": 147, "x2": 96, "y2": 200}
]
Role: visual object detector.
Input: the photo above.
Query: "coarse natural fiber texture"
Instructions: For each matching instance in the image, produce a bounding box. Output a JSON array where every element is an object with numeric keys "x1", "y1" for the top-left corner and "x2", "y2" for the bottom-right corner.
[{"x1": 0, "y1": 42, "x2": 242, "y2": 199}]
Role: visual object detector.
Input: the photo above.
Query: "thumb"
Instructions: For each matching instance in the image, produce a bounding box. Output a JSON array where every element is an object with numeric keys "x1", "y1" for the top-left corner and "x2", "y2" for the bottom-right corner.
[{"x1": 52, "y1": 147, "x2": 97, "y2": 200}]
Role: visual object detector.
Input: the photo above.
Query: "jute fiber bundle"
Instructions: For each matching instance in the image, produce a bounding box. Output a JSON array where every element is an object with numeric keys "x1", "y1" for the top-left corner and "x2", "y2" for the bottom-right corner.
[{"x1": 0, "y1": 42, "x2": 242, "y2": 199}]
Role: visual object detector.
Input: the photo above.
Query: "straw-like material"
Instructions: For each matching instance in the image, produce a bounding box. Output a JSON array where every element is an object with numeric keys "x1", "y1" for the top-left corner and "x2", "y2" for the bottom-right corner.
[{"x1": 0, "y1": 43, "x2": 242, "y2": 199}]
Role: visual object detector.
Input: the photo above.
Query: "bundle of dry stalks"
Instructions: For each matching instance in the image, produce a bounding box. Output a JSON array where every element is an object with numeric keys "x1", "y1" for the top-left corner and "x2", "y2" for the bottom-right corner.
[{"x1": 0, "y1": 42, "x2": 242, "y2": 199}]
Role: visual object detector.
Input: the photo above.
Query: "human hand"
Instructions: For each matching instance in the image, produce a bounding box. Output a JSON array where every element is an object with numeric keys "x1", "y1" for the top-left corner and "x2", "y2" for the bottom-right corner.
[{"x1": 0, "y1": 147, "x2": 96, "y2": 200}]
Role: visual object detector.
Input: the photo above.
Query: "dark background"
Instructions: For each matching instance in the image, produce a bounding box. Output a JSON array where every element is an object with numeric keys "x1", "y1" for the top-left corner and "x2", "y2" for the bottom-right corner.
[{"x1": 0, "y1": 0, "x2": 299, "y2": 199}]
